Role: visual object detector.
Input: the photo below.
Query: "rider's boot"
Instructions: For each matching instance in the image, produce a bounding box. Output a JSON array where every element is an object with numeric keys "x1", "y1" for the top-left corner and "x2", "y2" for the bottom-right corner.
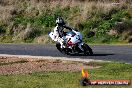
[{"x1": 78, "y1": 43, "x2": 84, "y2": 51}]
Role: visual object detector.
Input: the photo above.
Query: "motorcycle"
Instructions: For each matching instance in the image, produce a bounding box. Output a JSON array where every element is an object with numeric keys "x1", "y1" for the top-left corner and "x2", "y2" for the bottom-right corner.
[{"x1": 48, "y1": 29, "x2": 93, "y2": 55}]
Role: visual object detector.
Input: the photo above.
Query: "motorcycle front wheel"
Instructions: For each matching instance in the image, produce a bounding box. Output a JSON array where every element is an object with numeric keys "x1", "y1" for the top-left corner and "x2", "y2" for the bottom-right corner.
[
  {"x1": 56, "y1": 43, "x2": 72, "y2": 55},
  {"x1": 56, "y1": 42, "x2": 62, "y2": 52}
]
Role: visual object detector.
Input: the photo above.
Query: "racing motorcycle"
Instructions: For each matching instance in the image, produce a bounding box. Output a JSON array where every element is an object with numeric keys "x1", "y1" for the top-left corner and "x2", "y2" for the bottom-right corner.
[{"x1": 48, "y1": 29, "x2": 93, "y2": 55}]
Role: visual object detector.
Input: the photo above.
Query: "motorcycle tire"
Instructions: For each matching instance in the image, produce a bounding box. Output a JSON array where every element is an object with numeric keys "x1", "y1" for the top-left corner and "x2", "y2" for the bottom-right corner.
[
  {"x1": 56, "y1": 43, "x2": 71, "y2": 55},
  {"x1": 82, "y1": 43, "x2": 93, "y2": 55},
  {"x1": 56, "y1": 43, "x2": 62, "y2": 52}
]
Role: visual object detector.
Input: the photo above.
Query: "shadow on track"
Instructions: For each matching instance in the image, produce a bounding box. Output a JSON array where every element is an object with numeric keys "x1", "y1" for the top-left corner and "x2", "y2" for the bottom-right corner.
[
  {"x1": 66, "y1": 53, "x2": 114, "y2": 57},
  {"x1": 92, "y1": 54, "x2": 114, "y2": 56}
]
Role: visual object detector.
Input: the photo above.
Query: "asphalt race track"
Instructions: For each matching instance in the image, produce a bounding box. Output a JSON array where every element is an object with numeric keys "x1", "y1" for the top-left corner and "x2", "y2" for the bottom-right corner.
[{"x1": 0, "y1": 44, "x2": 132, "y2": 63}]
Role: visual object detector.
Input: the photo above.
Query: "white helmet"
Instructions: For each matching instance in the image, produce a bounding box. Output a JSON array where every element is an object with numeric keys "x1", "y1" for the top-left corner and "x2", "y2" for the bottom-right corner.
[{"x1": 56, "y1": 17, "x2": 65, "y2": 26}]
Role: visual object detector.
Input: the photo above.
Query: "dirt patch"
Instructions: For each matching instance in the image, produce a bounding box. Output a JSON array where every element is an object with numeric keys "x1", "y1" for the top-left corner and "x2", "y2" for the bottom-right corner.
[{"x1": 0, "y1": 56, "x2": 101, "y2": 75}]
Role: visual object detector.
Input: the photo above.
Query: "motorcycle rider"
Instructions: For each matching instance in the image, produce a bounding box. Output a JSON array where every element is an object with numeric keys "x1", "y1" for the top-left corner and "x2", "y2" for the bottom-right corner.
[{"x1": 52, "y1": 17, "x2": 73, "y2": 48}]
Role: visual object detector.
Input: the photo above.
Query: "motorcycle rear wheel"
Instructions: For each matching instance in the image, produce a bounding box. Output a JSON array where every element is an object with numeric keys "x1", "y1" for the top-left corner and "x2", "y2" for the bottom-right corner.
[{"x1": 82, "y1": 43, "x2": 93, "y2": 55}]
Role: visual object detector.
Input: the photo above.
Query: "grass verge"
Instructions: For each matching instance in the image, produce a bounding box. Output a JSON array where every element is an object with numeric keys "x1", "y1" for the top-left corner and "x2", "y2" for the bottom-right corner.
[{"x1": 0, "y1": 61, "x2": 132, "y2": 88}]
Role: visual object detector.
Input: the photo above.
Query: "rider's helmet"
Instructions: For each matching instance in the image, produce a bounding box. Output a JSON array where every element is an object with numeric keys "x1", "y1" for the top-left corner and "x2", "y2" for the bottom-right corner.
[{"x1": 56, "y1": 17, "x2": 65, "y2": 26}]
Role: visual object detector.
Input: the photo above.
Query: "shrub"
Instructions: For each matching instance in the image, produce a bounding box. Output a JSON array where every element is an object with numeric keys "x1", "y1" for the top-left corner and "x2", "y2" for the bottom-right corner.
[
  {"x1": 0, "y1": 22, "x2": 6, "y2": 35},
  {"x1": 0, "y1": 26, "x2": 6, "y2": 34}
]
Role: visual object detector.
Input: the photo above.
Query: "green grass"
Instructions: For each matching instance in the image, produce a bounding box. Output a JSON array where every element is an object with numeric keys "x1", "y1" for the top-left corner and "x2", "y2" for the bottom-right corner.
[
  {"x1": 0, "y1": 0, "x2": 131, "y2": 44},
  {"x1": 0, "y1": 62, "x2": 132, "y2": 88}
]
